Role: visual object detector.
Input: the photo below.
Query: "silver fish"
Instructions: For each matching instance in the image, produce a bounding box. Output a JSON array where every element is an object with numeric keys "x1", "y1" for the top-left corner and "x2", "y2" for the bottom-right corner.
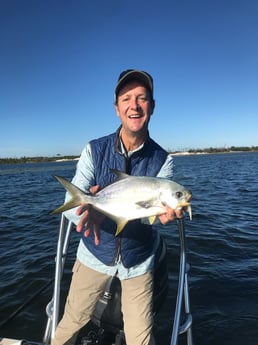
[{"x1": 53, "y1": 170, "x2": 192, "y2": 235}]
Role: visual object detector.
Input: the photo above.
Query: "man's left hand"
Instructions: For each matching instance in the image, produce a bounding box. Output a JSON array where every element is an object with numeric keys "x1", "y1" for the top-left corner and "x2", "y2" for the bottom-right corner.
[{"x1": 158, "y1": 205, "x2": 184, "y2": 224}]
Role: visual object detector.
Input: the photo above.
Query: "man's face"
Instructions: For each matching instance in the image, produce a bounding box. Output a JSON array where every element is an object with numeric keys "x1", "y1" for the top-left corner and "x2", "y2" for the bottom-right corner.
[{"x1": 115, "y1": 81, "x2": 155, "y2": 135}]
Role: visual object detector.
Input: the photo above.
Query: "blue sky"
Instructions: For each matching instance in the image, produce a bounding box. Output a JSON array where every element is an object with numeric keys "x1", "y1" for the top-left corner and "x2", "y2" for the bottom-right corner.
[{"x1": 1, "y1": 0, "x2": 257, "y2": 158}]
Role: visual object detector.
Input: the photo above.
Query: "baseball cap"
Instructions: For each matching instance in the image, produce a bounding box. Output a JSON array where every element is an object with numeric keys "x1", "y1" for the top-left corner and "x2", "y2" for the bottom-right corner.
[{"x1": 114, "y1": 69, "x2": 154, "y2": 102}]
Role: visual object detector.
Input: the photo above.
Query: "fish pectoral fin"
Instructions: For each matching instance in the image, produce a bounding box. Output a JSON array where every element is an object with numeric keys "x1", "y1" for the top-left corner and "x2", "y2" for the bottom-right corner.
[
  {"x1": 148, "y1": 215, "x2": 156, "y2": 225},
  {"x1": 136, "y1": 199, "x2": 155, "y2": 209},
  {"x1": 115, "y1": 219, "x2": 128, "y2": 236}
]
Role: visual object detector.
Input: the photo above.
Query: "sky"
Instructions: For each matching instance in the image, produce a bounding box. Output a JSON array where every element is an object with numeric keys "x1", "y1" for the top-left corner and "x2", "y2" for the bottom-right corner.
[{"x1": 0, "y1": 0, "x2": 257, "y2": 158}]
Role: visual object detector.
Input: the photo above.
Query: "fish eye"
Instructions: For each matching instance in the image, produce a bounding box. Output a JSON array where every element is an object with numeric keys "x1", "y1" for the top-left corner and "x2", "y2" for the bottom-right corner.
[{"x1": 176, "y1": 191, "x2": 183, "y2": 198}]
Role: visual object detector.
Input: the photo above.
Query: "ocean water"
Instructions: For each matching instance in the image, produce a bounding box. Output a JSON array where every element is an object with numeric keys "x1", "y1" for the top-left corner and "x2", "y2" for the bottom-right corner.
[{"x1": 0, "y1": 152, "x2": 258, "y2": 345}]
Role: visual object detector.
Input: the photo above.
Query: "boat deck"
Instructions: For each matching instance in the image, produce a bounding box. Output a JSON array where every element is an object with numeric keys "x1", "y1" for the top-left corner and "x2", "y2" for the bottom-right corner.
[{"x1": 0, "y1": 339, "x2": 41, "y2": 345}]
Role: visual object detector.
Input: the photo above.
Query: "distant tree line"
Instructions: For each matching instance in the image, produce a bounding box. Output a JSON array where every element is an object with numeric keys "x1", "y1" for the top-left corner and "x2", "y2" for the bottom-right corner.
[
  {"x1": 187, "y1": 146, "x2": 258, "y2": 154},
  {"x1": 0, "y1": 146, "x2": 258, "y2": 164},
  {"x1": 0, "y1": 155, "x2": 78, "y2": 164}
]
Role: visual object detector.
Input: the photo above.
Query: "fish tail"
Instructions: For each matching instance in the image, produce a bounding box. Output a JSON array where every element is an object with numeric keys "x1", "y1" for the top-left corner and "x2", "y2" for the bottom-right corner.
[
  {"x1": 52, "y1": 175, "x2": 91, "y2": 214},
  {"x1": 52, "y1": 198, "x2": 81, "y2": 214}
]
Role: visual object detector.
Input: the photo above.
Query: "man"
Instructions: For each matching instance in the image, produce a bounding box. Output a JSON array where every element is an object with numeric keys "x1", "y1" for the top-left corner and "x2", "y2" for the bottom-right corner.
[{"x1": 52, "y1": 69, "x2": 182, "y2": 345}]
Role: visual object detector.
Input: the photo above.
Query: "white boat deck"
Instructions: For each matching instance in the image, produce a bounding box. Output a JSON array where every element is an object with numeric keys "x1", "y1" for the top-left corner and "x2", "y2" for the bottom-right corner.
[{"x1": 0, "y1": 339, "x2": 41, "y2": 345}]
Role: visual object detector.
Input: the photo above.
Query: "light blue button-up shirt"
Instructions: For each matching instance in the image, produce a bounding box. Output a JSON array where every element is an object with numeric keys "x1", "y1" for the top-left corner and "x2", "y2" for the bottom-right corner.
[{"x1": 64, "y1": 140, "x2": 174, "y2": 280}]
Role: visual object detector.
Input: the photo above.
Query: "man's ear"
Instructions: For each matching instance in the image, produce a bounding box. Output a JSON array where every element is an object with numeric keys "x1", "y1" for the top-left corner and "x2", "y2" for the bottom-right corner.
[
  {"x1": 150, "y1": 99, "x2": 155, "y2": 115},
  {"x1": 115, "y1": 104, "x2": 120, "y2": 117}
]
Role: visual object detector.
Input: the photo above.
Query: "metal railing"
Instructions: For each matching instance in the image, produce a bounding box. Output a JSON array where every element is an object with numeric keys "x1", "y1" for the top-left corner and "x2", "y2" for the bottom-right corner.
[
  {"x1": 170, "y1": 218, "x2": 193, "y2": 345},
  {"x1": 43, "y1": 214, "x2": 73, "y2": 344}
]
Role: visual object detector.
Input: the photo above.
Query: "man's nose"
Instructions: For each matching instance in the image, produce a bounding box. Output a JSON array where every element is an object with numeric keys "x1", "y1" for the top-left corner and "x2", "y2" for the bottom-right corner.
[{"x1": 130, "y1": 97, "x2": 139, "y2": 109}]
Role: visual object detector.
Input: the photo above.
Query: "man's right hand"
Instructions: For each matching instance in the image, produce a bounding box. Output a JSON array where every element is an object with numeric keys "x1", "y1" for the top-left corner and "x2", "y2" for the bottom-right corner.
[{"x1": 76, "y1": 185, "x2": 105, "y2": 245}]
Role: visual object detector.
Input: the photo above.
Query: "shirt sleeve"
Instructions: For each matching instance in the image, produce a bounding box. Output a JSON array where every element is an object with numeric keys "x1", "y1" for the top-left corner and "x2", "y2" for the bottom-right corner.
[
  {"x1": 156, "y1": 154, "x2": 174, "y2": 179},
  {"x1": 63, "y1": 143, "x2": 95, "y2": 225}
]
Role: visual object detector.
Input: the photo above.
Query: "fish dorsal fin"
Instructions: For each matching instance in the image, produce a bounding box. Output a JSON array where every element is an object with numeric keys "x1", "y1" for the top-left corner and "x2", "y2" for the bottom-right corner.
[
  {"x1": 111, "y1": 169, "x2": 129, "y2": 180},
  {"x1": 115, "y1": 219, "x2": 128, "y2": 236}
]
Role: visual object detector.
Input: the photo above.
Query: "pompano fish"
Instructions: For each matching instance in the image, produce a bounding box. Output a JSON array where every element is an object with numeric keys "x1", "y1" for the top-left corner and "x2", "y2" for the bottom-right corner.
[{"x1": 53, "y1": 170, "x2": 192, "y2": 235}]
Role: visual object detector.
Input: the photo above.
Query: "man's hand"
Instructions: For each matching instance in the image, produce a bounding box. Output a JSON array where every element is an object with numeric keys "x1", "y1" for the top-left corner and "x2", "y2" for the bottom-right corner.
[
  {"x1": 158, "y1": 205, "x2": 184, "y2": 224},
  {"x1": 76, "y1": 185, "x2": 105, "y2": 245}
]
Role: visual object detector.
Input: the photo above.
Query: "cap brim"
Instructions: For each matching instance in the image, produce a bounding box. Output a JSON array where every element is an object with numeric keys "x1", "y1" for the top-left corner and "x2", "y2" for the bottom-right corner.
[{"x1": 115, "y1": 70, "x2": 153, "y2": 100}]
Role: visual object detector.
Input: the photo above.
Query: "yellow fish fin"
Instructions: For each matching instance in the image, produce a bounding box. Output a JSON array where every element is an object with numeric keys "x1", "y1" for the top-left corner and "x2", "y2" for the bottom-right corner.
[
  {"x1": 52, "y1": 198, "x2": 81, "y2": 214},
  {"x1": 115, "y1": 219, "x2": 128, "y2": 236},
  {"x1": 148, "y1": 215, "x2": 156, "y2": 225}
]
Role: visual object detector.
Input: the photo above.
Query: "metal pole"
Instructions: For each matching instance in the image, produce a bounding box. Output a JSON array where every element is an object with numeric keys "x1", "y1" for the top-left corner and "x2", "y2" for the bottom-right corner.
[
  {"x1": 170, "y1": 218, "x2": 193, "y2": 345},
  {"x1": 184, "y1": 271, "x2": 193, "y2": 345},
  {"x1": 51, "y1": 214, "x2": 66, "y2": 337},
  {"x1": 43, "y1": 214, "x2": 73, "y2": 342},
  {"x1": 170, "y1": 218, "x2": 187, "y2": 345}
]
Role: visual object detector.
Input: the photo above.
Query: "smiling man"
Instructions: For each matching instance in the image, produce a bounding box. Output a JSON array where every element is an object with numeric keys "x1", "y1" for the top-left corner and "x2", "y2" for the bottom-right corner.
[
  {"x1": 115, "y1": 70, "x2": 155, "y2": 148},
  {"x1": 52, "y1": 70, "x2": 183, "y2": 345}
]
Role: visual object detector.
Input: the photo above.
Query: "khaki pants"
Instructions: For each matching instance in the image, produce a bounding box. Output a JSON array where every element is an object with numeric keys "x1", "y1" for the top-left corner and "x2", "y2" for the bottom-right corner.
[{"x1": 51, "y1": 260, "x2": 155, "y2": 345}]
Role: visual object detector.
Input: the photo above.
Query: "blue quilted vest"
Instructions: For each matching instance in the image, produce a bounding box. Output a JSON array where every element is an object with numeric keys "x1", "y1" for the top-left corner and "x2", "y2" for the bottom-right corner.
[{"x1": 81, "y1": 128, "x2": 168, "y2": 268}]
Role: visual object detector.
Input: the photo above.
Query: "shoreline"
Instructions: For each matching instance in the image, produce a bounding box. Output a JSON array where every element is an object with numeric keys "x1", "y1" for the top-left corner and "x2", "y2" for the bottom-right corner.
[{"x1": 0, "y1": 148, "x2": 258, "y2": 164}]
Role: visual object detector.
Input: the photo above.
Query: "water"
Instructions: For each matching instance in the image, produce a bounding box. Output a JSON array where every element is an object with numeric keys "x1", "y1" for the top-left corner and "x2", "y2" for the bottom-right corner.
[{"x1": 0, "y1": 153, "x2": 258, "y2": 345}]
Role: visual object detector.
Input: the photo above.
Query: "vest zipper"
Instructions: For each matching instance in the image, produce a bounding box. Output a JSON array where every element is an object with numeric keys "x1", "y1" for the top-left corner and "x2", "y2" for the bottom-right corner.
[{"x1": 114, "y1": 236, "x2": 121, "y2": 264}]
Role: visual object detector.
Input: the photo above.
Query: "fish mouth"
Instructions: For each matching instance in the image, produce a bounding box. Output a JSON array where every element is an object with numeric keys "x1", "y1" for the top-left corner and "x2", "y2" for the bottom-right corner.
[
  {"x1": 178, "y1": 191, "x2": 192, "y2": 206},
  {"x1": 179, "y1": 203, "x2": 192, "y2": 220},
  {"x1": 178, "y1": 191, "x2": 192, "y2": 220},
  {"x1": 178, "y1": 201, "x2": 191, "y2": 207}
]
